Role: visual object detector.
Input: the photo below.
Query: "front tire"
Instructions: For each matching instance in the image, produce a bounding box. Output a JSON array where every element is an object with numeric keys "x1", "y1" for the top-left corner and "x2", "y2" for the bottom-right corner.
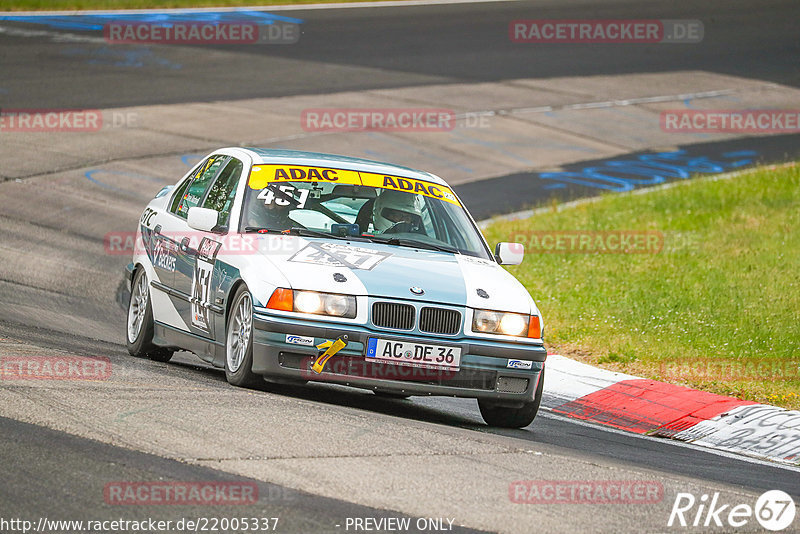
[
  {"x1": 127, "y1": 268, "x2": 156, "y2": 356},
  {"x1": 479, "y1": 367, "x2": 545, "y2": 428},
  {"x1": 225, "y1": 285, "x2": 260, "y2": 388},
  {"x1": 126, "y1": 268, "x2": 173, "y2": 362}
]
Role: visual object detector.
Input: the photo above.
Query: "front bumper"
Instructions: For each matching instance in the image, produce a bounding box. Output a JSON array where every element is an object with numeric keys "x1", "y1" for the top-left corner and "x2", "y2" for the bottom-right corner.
[{"x1": 251, "y1": 312, "x2": 546, "y2": 402}]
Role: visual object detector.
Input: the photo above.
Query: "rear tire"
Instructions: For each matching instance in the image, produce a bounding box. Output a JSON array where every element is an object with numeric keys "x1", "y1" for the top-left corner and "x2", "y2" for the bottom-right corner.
[
  {"x1": 225, "y1": 285, "x2": 261, "y2": 388},
  {"x1": 479, "y1": 367, "x2": 545, "y2": 428}
]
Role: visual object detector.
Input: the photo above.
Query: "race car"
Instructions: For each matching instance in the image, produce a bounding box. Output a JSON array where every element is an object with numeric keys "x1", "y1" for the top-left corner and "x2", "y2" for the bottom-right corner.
[{"x1": 125, "y1": 148, "x2": 546, "y2": 428}]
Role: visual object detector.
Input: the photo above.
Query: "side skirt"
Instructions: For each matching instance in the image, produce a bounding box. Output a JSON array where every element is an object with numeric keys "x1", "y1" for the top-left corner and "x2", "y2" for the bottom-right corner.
[{"x1": 153, "y1": 321, "x2": 225, "y2": 367}]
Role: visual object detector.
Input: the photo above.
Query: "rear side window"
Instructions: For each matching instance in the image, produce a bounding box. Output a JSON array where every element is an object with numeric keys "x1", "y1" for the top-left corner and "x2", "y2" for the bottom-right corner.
[
  {"x1": 174, "y1": 156, "x2": 228, "y2": 219},
  {"x1": 203, "y1": 158, "x2": 243, "y2": 227}
]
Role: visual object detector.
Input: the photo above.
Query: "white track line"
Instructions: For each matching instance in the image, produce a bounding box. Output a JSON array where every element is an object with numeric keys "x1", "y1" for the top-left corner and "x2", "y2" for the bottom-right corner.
[
  {"x1": 501, "y1": 89, "x2": 744, "y2": 115},
  {"x1": 454, "y1": 86, "x2": 779, "y2": 123},
  {"x1": 0, "y1": 25, "x2": 106, "y2": 43}
]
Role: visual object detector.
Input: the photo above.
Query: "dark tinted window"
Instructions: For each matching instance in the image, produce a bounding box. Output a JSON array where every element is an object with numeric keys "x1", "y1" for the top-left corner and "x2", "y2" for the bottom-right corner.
[
  {"x1": 175, "y1": 156, "x2": 228, "y2": 219},
  {"x1": 203, "y1": 158, "x2": 243, "y2": 227}
]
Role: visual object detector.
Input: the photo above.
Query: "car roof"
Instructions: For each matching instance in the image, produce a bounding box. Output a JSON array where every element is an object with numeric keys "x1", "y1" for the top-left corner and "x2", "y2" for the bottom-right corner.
[{"x1": 241, "y1": 148, "x2": 450, "y2": 186}]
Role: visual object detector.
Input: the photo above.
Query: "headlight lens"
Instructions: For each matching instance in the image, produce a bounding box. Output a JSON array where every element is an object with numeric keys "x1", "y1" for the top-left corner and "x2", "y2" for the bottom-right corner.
[
  {"x1": 267, "y1": 288, "x2": 356, "y2": 319},
  {"x1": 499, "y1": 313, "x2": 528, "y2": 336},
  {"x1": 472, "y1": 309, "x2": 539, "y2": 338},
  {"x1": 295, "y1": 291, "x2": 323, "y2": 314},
  {"x1": 324, "y1": 294, "x2": 351, "y2": 316},
  {"x1": 473, "y1": 310, "x2": 500, "y2": 332}
]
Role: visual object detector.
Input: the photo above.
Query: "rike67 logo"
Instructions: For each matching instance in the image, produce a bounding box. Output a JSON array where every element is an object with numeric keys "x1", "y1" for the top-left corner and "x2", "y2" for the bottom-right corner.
[{"x1": 668, "y1": 490, "x2": 796, "y2": 531}]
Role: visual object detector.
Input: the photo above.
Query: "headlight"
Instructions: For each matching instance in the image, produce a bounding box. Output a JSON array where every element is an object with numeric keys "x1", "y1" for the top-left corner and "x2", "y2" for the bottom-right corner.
[
  {"x1": 472, "y1": 309, "x2": 541, "y2": 338},
  {"x1": 324, "y1": 294, "x2": 351, "y2": 316},
  {"x1": 499, "y1": 313, "x2": 527, "y2": 336},
  {"x1": 295, "y1": 291, "x2": 323, "y2": 314},
  {"x1": 267, "y1": 288, "x2": 356, "y2": 319},
  {"x1": 473, "y1": 310, "x2": 500, "y2": 332}
]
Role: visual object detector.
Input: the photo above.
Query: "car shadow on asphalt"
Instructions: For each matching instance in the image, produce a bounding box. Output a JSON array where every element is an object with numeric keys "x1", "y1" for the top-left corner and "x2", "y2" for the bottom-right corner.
[{"x1": 167, "y1": 353, "x2": 495, "y2": 430}]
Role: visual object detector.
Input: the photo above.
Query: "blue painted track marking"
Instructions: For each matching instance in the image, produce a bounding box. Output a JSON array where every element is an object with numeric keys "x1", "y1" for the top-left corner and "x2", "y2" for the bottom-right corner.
[
  {"x1": 0, "y1": 11, "x2": 303, "y2": 31},
  {"x1": 181, "y1": 154, "x2": 205, "y2": 168},
  {"x1": 539, "y1": 149, "x2": 757, "y2": 192}
]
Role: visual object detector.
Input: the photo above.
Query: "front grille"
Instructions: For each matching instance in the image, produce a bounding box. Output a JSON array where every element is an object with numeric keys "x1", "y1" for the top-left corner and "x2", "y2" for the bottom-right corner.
[
  {"x1": 419, "y1": 307, "x2": 461, "y2": 335},
  {"x1": 372, "y1": 302, "x2": 415, "y2": 330}
]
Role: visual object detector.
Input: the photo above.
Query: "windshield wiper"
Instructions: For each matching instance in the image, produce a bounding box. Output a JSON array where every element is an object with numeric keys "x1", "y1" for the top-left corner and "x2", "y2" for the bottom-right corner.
[
  {"x1": 285, "y1": 227, "x2": 361, "y2": 241},
  {"x1": 367, "y1": 236, "x2": 459, "y2": 253},
  {"x1": 244, "y1": 226, "x2": 282, "y2": 234},
  {"x1": 245, "y1": 226, "x2": 364, "y2": 241}
]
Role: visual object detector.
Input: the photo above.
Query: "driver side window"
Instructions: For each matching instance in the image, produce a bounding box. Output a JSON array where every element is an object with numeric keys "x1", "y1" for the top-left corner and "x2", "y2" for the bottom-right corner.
[
  {"x1": 172, "y1": 156, "x2": 228, "y2": 219},
  {"x1": 202, "y1": 158, "x2": 243, "y2": 227}
]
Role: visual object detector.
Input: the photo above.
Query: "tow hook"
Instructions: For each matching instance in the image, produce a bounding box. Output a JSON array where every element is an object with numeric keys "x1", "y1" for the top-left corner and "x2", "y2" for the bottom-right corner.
[{"x1": 312, "y1": 335, "x2": 348, "y2": 374}]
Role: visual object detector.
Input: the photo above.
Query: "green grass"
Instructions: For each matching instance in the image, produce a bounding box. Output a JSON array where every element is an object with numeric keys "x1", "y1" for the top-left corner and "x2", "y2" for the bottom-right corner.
[
  {"x1": 483, "y1": 163, "x2": 800, "y2": 410},
  {"x1": 1, "y1": 0, "x2": 384, "y2": 9}
]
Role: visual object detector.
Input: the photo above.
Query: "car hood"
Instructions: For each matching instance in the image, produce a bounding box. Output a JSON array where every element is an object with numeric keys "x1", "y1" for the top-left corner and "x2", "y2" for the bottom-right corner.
[{"x1": 250, "y1": 236, "x2": 534, "y2": 313}]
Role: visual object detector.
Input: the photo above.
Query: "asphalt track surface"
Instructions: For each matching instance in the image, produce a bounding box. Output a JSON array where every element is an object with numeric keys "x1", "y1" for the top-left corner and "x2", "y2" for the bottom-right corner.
[
  {"x1": 1, "y1": 0, "x2": 798, "y2": 108},
  {"x1": 1, "y1": 1, "x2": 800, "y2": 533}
]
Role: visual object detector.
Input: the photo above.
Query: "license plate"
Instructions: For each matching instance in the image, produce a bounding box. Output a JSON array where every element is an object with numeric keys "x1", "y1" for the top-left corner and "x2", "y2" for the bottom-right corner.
[{"x1": 365, "y1": 338, "x2": 461, "y2": 370}]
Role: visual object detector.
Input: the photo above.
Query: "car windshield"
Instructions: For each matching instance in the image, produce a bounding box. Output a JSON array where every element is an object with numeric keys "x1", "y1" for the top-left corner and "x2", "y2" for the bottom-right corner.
[{"x1": 240, "y1": 166, "x2": 491, "y2": 259}]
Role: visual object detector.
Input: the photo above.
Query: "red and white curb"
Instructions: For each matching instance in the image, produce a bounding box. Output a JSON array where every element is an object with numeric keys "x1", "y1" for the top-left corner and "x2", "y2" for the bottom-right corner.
[{"x1": 544, "y1": 354, "x2": 800, "y2": 466}]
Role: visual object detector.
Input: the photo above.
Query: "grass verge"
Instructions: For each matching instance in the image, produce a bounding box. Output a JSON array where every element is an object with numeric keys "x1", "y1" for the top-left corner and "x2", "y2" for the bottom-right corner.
[{"x1": 483, "y1": 163, "x2": 800, "y2": 410}]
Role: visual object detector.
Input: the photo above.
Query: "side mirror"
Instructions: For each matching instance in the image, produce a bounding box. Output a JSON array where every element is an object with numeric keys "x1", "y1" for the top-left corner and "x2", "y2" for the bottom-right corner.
[
  {"x1": 187, "y1": 207, "x2": 219, "y2": 233},
  {"x1": 495, "y1": 242, "x2": 524, "y2": 265}
]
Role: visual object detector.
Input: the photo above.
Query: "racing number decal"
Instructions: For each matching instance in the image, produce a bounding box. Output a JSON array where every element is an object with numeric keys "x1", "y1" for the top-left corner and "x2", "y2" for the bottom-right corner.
[
  {"x1": 289, "y1": 243, "x2": 391, "y2": 270},
  {"x1": 191, "y1": 238, "x2": 222, "y2": 331},
  {"x1": 192, "y1": 260, "x2": 213, "y2": 330},
  {"x1": 257, "y1": 185, "x2": 310, "y2": 209}
]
